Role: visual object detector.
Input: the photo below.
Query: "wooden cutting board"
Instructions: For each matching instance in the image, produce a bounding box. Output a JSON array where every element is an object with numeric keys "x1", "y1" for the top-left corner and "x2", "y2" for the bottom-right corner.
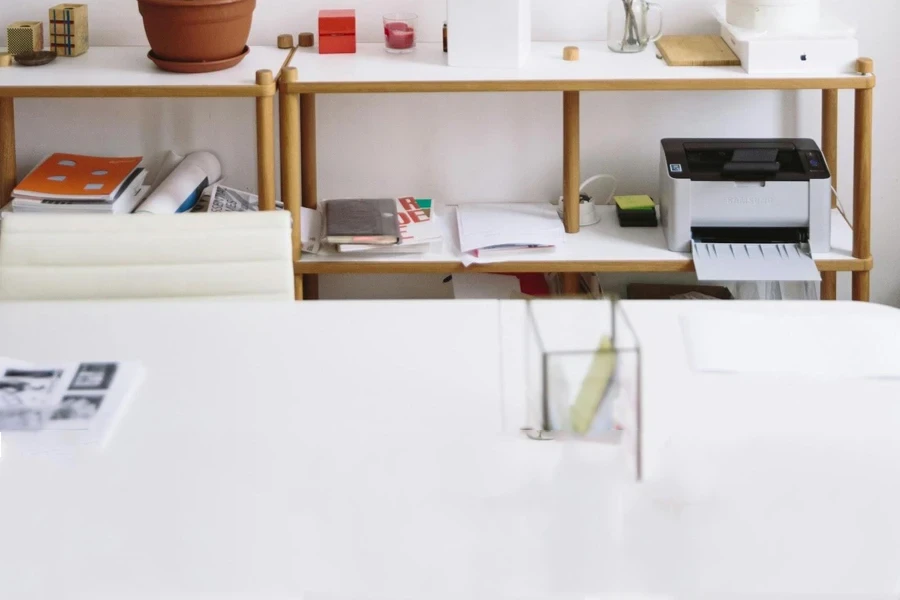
[{"x1": 655, "y1": 35, "x2": 741, "y2": 67}]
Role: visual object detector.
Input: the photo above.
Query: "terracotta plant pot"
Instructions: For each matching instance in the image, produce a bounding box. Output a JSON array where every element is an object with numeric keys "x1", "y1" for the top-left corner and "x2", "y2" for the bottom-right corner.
[{"x1": 138, "y1": 0, "x2": 255, "y2": 64}]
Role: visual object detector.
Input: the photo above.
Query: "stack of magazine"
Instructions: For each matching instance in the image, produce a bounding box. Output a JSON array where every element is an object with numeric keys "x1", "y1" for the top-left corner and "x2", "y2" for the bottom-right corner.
[
  {"x1": 0, "y1": 358, "x2": 144, "y2": 447},
  {"x1": 8, "y1": 153, "x2": 149, "y2": 214},
  {"x1": 194, "y1": 183, "x2": 322, "y2": 254}
]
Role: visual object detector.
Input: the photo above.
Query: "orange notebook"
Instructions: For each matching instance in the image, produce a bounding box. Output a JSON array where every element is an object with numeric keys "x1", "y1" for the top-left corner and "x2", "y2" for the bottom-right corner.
[{"x1": 14, "y1": 153, "x2": 143, "y2": 201}]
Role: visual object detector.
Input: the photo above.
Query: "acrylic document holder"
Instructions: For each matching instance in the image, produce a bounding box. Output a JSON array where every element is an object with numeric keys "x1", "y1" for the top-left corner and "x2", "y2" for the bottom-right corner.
[{"x1": 519, "y1": 300, "x2": 642, "y2": 480}]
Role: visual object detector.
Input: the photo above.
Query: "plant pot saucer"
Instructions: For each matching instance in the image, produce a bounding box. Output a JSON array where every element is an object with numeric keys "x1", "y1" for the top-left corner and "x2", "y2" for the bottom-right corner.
[{"x1": 148, "y1": 46, "x2": 250, "y2": 73}]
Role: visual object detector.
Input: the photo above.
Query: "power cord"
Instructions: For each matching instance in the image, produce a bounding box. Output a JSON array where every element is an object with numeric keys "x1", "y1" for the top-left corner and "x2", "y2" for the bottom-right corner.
[{"x1": 832, "y1": 185, "x2": 852, "y2": 229}]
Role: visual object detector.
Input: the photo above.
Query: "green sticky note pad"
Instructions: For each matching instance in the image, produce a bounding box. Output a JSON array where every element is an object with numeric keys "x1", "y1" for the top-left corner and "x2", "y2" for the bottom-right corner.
[{"x1": 615, "y1": 195, "x2": 656, "y2": 211}]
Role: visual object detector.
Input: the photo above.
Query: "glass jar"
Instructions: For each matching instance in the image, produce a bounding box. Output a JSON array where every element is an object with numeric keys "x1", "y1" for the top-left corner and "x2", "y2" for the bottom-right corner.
[
  {"x1": 383, "y1": 13, "x2": 417, "y2": 54},
  {"x1": 607, "y1": 0, "x2": 663, "y2": 53}
]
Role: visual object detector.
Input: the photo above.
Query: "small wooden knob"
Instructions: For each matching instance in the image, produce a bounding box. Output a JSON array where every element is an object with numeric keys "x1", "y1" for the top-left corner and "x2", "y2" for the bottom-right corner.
[
  {"x1": 856, "y1": 57, "x2": 874, "y2": 75},
  {"x1": 277, "y1": 34, "x2": 294, "y2": 49},
  {"x1": 563, "y1": 46, "x2": 580, "y2": 61},
  {"x1": 298, "y1": 32, "x2": 315, "y2": 48},
  {"x1": 0, "y1": 53, "x2": 11, "y2": 67},
  {"x1": 256, "y1": 69, "x2": 274, "y2": 86}
]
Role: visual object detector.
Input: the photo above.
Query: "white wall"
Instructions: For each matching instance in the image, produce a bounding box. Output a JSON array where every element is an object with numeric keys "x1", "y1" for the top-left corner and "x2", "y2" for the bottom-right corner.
[{"x1": 3, "y1": 0, "x2": 897, "y2": 302}]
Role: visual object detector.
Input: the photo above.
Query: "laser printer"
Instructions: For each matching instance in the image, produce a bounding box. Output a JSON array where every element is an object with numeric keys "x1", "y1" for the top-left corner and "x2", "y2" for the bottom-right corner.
[{"x1": 659, "y1": 138, "x2": 831, "y2": 282}]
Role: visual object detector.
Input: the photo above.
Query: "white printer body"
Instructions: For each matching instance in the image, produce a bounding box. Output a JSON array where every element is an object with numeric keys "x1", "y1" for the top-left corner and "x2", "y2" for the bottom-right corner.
[{"x1": 659, "y1": 139, "x2": 832, "y2": 255}]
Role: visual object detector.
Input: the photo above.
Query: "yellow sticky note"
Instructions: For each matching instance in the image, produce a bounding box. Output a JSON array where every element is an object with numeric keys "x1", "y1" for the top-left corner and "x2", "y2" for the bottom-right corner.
[
  {"x1": 570, "y1": 337, "x2": 617, "y2": 435},
  {"x1": 615, "y1": 195, "x2": 655, "y2": 211}
]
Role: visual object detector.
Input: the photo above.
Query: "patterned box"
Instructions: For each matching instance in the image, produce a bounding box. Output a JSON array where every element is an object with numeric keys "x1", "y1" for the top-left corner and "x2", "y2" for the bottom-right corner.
[
  {"x1": 49, "y1": 4, "x2": 89, "y2": 57},
  {"x1": 6, "y1": 21, "x2": 44, "y2": 56}
]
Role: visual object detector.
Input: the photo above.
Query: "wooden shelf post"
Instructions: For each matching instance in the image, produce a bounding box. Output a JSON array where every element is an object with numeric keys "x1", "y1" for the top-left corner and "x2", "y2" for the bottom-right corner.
[
  {"x1": 562, "y1": 91, "x2": 580, "y2": 234},
  {"x1": 821, "y1": 88, "x2": 839, "y2": 300},
  {"x1": 560, "y1": 273, "x2": 581, "y2": 295},
  {"x1": 256, "y1": 70, "x2": 276, "y2": 211},
  {"x1": 280, "y1": 67, "x2": 303, "y2": 300},
  {"x1": 300, "y1": 93, "x2": 319, "y2": 300},
  {"x1": 0, "y1": 98, "x2": 15, "y2": 209},
  {"x1": 852, "y1": 58, "x2": 874, "y2": 302},
  {"x1": 561, "y1": 91, "x2": 581, "y2": 295}
]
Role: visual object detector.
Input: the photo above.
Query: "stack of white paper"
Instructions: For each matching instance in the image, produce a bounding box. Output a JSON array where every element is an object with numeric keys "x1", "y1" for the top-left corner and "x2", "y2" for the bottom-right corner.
[
  {"x1": 692, "y1": 241, "x2": 822, "y2": 283},
  {"x1": 456, "y1": 203, "x2": 565, "y2": 265}
]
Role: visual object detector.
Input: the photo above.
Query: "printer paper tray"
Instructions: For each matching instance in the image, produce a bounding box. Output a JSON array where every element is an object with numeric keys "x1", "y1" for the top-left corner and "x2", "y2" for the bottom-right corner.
[{"x1": 692, "y1": 242, "x2": 822, "y2": 282}]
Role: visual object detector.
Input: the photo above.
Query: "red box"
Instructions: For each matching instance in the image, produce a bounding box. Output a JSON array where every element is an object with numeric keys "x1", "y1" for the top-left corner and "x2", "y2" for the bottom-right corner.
[{"x1": 318, "y1": 9, "x2": 356, "y2": 54}]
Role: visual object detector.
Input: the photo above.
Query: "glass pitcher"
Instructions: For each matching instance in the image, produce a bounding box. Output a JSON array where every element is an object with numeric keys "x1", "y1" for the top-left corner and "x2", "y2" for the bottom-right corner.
[{"x1": 608, "y1": 0, "x2": 663, "y2": 53}]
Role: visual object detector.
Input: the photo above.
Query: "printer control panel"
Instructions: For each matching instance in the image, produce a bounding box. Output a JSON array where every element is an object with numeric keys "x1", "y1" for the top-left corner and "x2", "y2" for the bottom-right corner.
[{"x1": 803, "y1": 150, "x2": 829, "y2": 176}]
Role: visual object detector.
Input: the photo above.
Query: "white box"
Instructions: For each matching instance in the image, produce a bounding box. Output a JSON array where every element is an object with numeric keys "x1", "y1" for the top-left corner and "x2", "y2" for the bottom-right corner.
[
  {"x1": 726, "y1": 0, "x2": 820, "y2": 33},
  {"x1": 447, "y1": 0, "x2": 531, "y2": 69},
  {"x1": 719, "y1": 11, "x2": 858, "y2": 75}
]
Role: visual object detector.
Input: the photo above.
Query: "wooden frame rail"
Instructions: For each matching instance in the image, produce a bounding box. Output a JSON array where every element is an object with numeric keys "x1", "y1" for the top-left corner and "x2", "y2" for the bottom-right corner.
[
  {"x1": 279, "y1": 51, "x2": 876, "y2": 302},
  {"x1": 0, "y1": 47, "x2": 286, "y2": 215}
]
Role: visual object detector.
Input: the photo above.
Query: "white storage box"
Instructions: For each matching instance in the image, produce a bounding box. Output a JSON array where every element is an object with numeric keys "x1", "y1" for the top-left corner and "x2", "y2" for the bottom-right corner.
[
  {"x1": 447, "y1": 0, "x2": 531, "y2": 69},
  {"x1": 726, "y1": 0, "x2": 820, "y2": 33},
  {"x1": 719, "y1": 8, "x2": 858, "y2": 75}
]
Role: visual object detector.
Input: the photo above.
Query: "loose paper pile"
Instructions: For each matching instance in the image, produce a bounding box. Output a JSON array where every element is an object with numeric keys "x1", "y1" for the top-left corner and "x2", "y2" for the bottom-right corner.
[{"x1": 455, "y1": 203, "x2": 565, "y2": 266}]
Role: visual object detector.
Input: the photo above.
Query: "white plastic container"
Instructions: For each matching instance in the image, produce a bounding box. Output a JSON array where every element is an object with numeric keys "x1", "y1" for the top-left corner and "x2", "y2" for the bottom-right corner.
[
  {"x1": 726, "y1": 0, "x2": 821, "y2": 33},
  {"x1": 447, "y1": 0, "x2": 531, "y2": 69}
]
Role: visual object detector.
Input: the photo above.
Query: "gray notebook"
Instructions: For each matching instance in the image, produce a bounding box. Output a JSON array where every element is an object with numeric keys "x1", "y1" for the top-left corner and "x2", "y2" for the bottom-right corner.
[{"x1": 325, "y1": 198, "x2": 401, "y2": 245}]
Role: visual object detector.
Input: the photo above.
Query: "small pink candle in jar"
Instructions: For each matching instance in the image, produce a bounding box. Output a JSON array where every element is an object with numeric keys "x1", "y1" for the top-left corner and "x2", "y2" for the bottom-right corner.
[{"x1": 383, "y1": 13, "x2": 417, "y2": 53}]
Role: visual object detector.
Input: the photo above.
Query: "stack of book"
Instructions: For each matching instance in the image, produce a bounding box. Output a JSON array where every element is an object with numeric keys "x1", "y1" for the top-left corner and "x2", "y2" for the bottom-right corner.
[
  {"x1": 9, "y1": 153, "x2": 149, "y2": 214},
  {"x1": 324, "y1": 197, "x2": 442, "y2": 254}
]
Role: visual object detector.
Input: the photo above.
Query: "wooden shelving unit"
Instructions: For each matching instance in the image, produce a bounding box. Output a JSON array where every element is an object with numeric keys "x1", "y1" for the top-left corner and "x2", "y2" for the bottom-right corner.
[
  {"x1": 0, "y1": 45, "x2": 293, "y2": 214},
  {"x1": 279, "y1": 41, "x2": 876, "y2": 301}
]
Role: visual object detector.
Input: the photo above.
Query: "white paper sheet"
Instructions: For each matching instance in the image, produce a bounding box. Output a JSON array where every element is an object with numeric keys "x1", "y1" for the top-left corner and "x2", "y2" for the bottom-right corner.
[
  {"x1": 456, "y1": 202, "x2": 565, "y2": 258},
  {"x1": 682, "y1": 311, "x2": 900, "y2": 379},
  {"x1": 693, "y1": 242, "x2": 821, "y2": 282}
]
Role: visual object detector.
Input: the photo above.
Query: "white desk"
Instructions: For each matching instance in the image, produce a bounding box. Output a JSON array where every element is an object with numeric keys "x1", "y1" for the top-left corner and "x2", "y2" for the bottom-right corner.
[{"x1": 0, "y1": 300, "x2": 899, "y2": 598}]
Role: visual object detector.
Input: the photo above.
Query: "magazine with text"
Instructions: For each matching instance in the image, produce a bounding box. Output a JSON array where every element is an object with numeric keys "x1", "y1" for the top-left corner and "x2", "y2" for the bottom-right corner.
[{"x1": 0, "y1": 359, "x2": 145, "y2": 447}]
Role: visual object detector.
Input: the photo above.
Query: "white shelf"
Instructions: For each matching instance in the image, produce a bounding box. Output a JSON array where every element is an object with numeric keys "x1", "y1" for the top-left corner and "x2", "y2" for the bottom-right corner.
[
  {"x1": 0, "y1": 46, "x2": 290, "y2": 97},
  {"x1": 296, "y1": 206, "x2": 862, "y2": 274},
  {"x1": 286, "y1": 42, "x2": 870, "y2": 93}
]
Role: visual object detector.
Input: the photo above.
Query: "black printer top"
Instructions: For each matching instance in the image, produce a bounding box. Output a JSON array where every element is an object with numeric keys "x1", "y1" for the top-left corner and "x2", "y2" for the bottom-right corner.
[{"x1": 662, "y1": 138, "x2": 831, "y2": 182}]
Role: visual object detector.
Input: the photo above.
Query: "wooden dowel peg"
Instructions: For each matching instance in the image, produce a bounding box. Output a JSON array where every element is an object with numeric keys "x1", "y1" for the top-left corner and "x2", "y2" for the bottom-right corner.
[
  {"x1": 0, "y1": 53, "x2": 11, "y2": 67},
  {"x1": 563, "y1": 46, "x2": 580, "y2": 61},
  {"x1": 298, "y1": 32, "x2": 315, "y2": 48},
  {"x1": 277, "y1": 34, "x2": 294, "y2": 49},
  {"x1": 857, "y1": 57, "x2": 874, "y2": 75}
]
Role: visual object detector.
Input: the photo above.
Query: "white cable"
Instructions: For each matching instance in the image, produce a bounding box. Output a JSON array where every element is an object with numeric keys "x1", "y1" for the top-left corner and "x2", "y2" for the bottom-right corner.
[{"x1": 832, "y1": 185, "x2": 852, "y2": 230}]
